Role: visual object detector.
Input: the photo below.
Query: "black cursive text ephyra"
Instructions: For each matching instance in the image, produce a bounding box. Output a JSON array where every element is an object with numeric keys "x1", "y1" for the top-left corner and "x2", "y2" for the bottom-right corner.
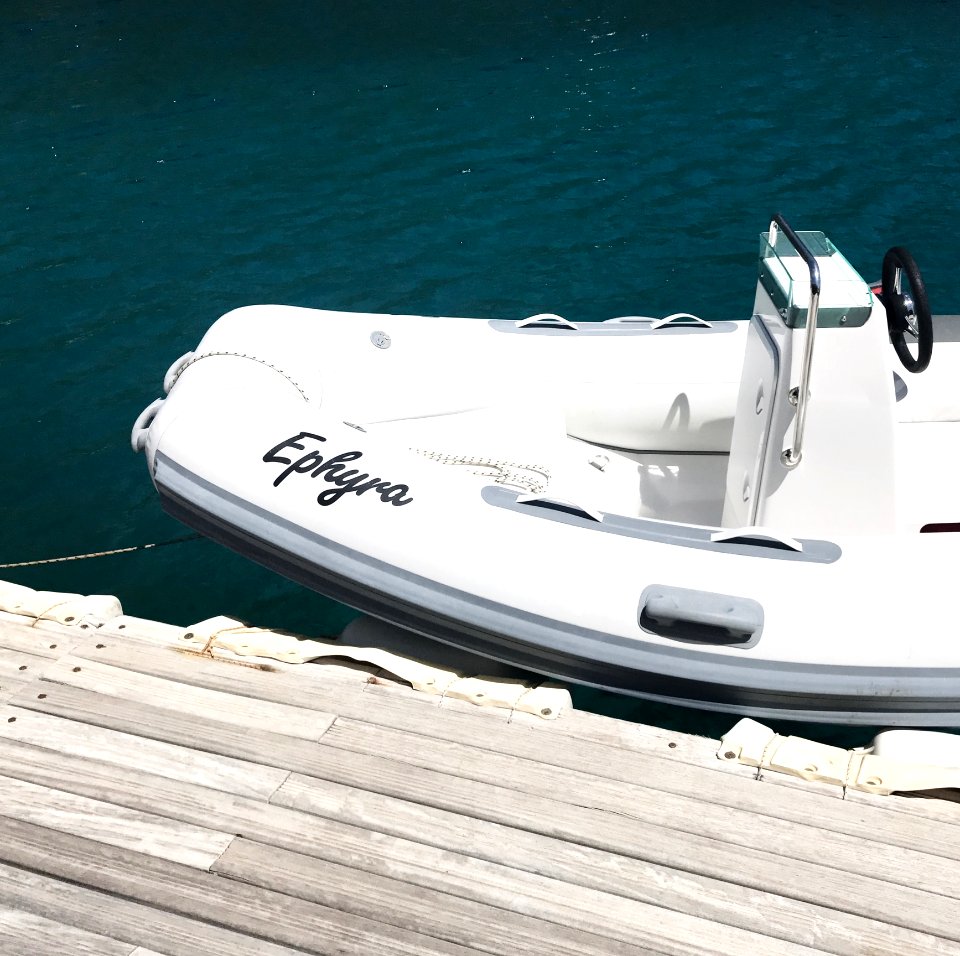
[{"x1": 263, "y1": 432, "x2": 414, "y2": 507}]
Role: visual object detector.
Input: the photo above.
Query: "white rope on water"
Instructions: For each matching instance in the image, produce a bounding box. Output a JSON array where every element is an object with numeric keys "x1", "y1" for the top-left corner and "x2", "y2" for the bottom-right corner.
[{"x1": 0, "y1": 533, "x2": 202, "y2": 569}]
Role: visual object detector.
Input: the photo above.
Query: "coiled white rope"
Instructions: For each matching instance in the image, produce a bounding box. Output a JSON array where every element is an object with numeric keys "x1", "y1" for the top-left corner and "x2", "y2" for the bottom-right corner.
[{"x1": 411, "y1": 448, "x2": 551, "y2": 494}]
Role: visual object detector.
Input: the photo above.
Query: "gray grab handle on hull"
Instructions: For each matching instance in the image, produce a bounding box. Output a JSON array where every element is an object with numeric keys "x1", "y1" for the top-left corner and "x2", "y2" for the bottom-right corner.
[{"x1": 638, "y1": 584, "x2": 763, "y2": 646}]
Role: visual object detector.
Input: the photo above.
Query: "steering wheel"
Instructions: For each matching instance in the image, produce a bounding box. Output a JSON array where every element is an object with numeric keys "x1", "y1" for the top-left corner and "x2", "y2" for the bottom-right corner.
[{"x1": 881, "y1": 246, "x2": 932, "y2": 373}]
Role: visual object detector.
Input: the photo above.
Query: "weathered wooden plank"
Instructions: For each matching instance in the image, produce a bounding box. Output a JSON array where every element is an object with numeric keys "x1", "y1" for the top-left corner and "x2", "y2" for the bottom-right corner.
[
  {"x1": 69, "y1": 639, "x2": 784, "y2": 808},
  {"x1": 217, "y1": 836, "x2": 828, "y2": 956},
  {"x1": 93, "y1": 628, "x2": 960, "y2": 826},
  {"x1": 0, "y1": 675, "x2": 34, "y2": 701},
  {"x1": 4, "y1": 612, "x2": 960, "y2": 952},
  {"x1": 360, "y1": 686, "x2": 959, "y2": 814},
  {"x1": 0, "y1": 708, "x2": 289, "y2": 799},
  {"x1": 1, "y1": 735, "x2": 946, "y2": 956},
  {"x1": 87, "y1": 626, "x2": 381, "y2": 686},
  {"x1": 0, "y1": 618, "x2": 82, "y2": 658},
  {"x1": 0, "y1": 739, "x2": 659, "y2": 948},
  {"x1": 0, "y1": 638, "x2": 87, "y2": 704},
  {"x1": 0, "y1": 647, "x2": 59, "y2": 682},
  {"x1": 844, "y1": 784, "x2": 960, "y2": 825},
  {"x1": 0, "y1": 861, "x2": 314, "y2": 956},
  {"x1": 9, "y1": 679, "x2": 960, "y2": 938},
  {"x1": 71, "y1": 631, "x2": 782, "y2": 794},
  {"x1": 274, "y1": 753, "x2": 960, "y2": 941},
  {"x1": 78, "y1": 630, "x2": 381, "y2": 686},
  {"x1": 324, "y1": 703, "x2": 960, "y2": 859},
  {"x1": 274, "y1": 772, "x2": 958, "y2": 956},
  {"x1": 82, "y1": 630, "x2": 960, "y2": 828},
  {"x1": 68, "y1": 627, "x2": 816, "y2": 799},
  {"x1": 75, "y1": 632, "x2": 960, "y2": 834},
  {"x1": 324, "y1": 718, "x2": 960, "y2": 876},
  {"x1": 6, "y1": 683, "x2": 312, "y2": 781},
  {"x1": 217, "y1": 838, "x2": 657, "y2": 956},
  {"x1": 0, "y1": 816, "x2": 487, "y2": 956},
  {"x1": 539, "y1": 699, "x2": 960, "y2": 825},
  {"x1": 366, "y1": 678, "x2": 726, "y2": 766},
  {"x1": 38, "y1": 655, "x2": 336, "y2": 740},
  {"x1": 0, "y1": 744, "x2": 658, "y2": 952},
  {"x1": 0, "y1": 774, "x2": 233, "y2": 869},
  {"x1": 94, "y1": 615, "x2": 187, "y2": 645},
  {"x1": 0, "y1": 906, "x2": 135, "y2": 955}
]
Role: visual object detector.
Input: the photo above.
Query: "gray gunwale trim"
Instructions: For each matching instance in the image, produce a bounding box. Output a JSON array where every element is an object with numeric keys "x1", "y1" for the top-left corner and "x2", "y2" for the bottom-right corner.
[
  {"x1": 153, "y1": 453, "x2": 960, "y2": 725},
  {"x1": 481, "y1": 487, "x2": 840, "y2": 564},
  {"x1": 487, "y1": 319, "x2": 740, "y2": 335}
]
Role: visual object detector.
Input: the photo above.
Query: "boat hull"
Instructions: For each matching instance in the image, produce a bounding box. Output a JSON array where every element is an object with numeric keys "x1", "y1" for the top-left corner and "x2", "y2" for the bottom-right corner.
[
  {"x1": 155, "y1": 446, "x2": 960, "y2": 726},
  {"x1": 135, "y1": 302, "x2": 960, "y2": 726}
]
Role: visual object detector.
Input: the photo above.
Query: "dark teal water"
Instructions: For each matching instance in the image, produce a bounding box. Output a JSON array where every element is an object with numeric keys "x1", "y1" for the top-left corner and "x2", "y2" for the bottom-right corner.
[{"x1": 3, "y1": 1, "x2": 959, "y2": 740}]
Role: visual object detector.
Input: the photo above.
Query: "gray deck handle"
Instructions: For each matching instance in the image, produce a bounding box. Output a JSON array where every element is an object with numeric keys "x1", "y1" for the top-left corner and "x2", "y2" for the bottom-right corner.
[
  {"x1": 516, "y1": 494, "x2": 603, "y2": 523},
  {"x1": 515, "y1": 313, "x2": 578, "y2": 330},
  {"x1": 649, "y1": 312, "x2": 712, "y2": 329},
  {"x1": 710, "y1": 527, "x2": 803, "y2": 552},
  {"x1": 638, "y1": 585, "x2": 763, "y2": 645}
]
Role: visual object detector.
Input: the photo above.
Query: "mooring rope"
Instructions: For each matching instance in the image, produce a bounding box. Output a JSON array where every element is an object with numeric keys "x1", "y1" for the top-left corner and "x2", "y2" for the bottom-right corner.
[{"x1": 0, "y1": 533, "x2": 202, "y2": 569}]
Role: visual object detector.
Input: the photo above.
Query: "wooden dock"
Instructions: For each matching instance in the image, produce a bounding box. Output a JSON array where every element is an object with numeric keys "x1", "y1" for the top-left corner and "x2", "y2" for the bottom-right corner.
[{"x1": 1, "y1": 589, "x2": 959, "y2": 955}]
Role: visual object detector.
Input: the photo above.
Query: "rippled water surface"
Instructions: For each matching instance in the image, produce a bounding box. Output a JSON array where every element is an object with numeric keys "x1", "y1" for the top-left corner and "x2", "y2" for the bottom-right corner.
[{"x1": 3, "y1": 0, "x2": 959, "y2": 736}]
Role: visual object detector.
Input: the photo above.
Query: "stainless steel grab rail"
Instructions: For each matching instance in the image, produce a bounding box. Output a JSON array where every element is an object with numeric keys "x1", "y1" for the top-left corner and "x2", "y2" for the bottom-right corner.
[{"x1": 770, "y1": 214, "x2": 821, "y2": 469}]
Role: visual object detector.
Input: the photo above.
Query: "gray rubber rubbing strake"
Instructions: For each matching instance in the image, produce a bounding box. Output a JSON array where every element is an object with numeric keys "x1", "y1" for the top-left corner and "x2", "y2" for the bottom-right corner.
[{"x1": 153, "y1": 453, "x2": 960, "y2": 725}]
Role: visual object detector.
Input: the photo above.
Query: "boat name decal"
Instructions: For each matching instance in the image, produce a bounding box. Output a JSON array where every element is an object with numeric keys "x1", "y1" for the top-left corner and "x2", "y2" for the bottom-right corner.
[{"x1": 263, "y1": 432, "x2": 413, "y2": 507}]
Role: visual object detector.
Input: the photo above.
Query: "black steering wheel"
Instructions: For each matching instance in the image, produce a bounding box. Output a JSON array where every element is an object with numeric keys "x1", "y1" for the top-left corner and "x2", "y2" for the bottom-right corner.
[{"x1": 881, "y1": 246, "x2": 933, "y2": 373}]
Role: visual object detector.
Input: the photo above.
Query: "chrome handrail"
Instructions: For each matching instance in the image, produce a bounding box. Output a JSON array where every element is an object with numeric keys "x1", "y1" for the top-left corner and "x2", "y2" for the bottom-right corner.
[{"x1": 770, "y1": 214, "x2": 821, "y2": 469}]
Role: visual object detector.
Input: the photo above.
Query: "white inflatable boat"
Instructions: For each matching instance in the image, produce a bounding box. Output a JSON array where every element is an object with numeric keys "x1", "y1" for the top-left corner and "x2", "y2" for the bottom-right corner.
[{"x1": 132, "y1": 216, "x2": 960, "y2": 725}]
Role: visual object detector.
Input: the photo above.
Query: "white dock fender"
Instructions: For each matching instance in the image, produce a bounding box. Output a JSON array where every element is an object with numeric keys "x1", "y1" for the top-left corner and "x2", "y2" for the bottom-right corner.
[
  {"x1": 719, "y1": 718, "x2": 960, "y2": 795},
  {"x1": 131, "y1": 398, "x2": 164, "y2": 452}
]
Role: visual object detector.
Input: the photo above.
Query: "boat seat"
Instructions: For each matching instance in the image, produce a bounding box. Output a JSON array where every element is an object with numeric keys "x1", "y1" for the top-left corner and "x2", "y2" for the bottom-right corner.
[{"x1": 563, "y1": 380, "x2": 737, "y2": 453}]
